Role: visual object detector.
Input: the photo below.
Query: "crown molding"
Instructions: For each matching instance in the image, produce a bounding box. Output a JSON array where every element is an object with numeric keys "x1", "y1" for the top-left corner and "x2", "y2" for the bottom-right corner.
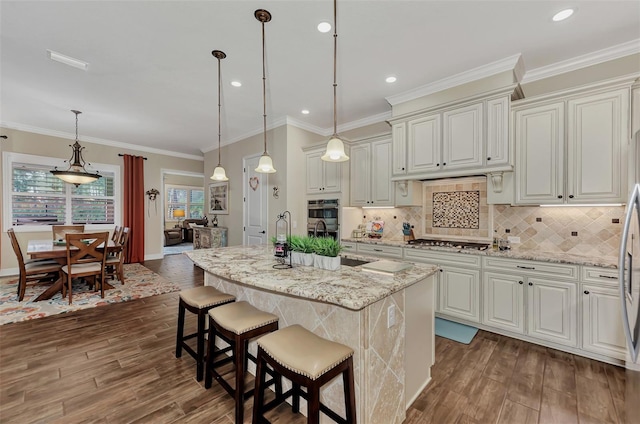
[
  {"x1": 1, "y1": 121, "x2": 205, "y2": 161},
  {"x1": 521, "y1": 39, "x2": 640, "y2": 84},
  {"x1": 385, "y1": 54, "x2": 523, "y2": 106}
]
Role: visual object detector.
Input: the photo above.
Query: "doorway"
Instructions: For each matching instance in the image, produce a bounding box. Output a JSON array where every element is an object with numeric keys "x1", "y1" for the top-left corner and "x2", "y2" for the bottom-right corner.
[{"x1": 243, "y1": 154, "x2": 269, "y2": 245}]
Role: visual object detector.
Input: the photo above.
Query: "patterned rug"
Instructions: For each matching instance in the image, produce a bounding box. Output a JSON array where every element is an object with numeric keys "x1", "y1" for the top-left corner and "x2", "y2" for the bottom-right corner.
[{"x1": 0, "y1": 263, "x2": 180, "y2": 325}]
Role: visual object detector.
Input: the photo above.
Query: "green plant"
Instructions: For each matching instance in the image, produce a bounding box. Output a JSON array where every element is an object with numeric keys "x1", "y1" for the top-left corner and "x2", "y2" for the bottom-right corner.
[
  {"x1": 288, "y1": 235, "x2": 305, "y2": 252},
  {"x1": 299, "y1": 236, "x2": 316, "y2": 254},
  {"x1": 312, "y1": 237, "x2": 342, "y2": 257}
]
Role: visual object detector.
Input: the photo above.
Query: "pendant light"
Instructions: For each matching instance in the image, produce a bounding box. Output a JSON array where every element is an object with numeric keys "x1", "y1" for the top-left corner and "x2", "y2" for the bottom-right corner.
[
  {"x1": 210, "y1": 50, "x2": 229, "y2": 181},
  {"x1": 321, "y1": 0, "x2": 349, "y2": 162},
  {"x1": 254, "y1": 9, "x2": 276, "y2": 174},
  {"x1": 51, "y1": 110, "x2": 102, "y2": 186}
]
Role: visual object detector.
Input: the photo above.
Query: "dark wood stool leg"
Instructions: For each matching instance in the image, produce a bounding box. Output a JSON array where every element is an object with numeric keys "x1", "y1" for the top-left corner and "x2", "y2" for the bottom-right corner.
[
  {"x1": 204, "y1": 315, "x2": 216, "y2": 389},
  {"x1": 252, "y1": 348, "x2": 268, "y2": 424},
  {"x1": 308, "y1": 382, "x2": 321, "y2": 424},
  {"x1": 175, "y1": 300, "x2": 185, "y2": 358},
  {"x1": 343, "y1": 357, "x2": 356, "y2": 423},
  {"x1": 234, "y1": 335, "x2": 247, "y2": 424},
  {"x1": 292, "y1": 382, "x2": 301, "y2": 413},
  {"x1": 196, "y1": 309, "x2": 206, "y2": 381}
]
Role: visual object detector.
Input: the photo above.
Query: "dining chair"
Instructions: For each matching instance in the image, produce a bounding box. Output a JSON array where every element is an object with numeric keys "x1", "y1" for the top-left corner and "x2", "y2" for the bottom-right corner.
[
  {"x1": 105, "y1": 227, "x2": 130, "y2": 283},
  {"x1": 61, "y1": 232, "x2": 109, "y2": 304},
  {"x1": 7, "y1": 228, "x2": 62, "y2": 301},
  {"x1": 111, "y1": 225, "x2": 123, "y2": 243},
  {"x1": 52, "y1": 225, "x2": 85, "y2": 241}
]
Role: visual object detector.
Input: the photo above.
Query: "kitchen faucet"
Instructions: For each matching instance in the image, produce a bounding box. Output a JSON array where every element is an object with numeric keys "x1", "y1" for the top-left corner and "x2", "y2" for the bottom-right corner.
[{"x1": 313, "y1": 220, "x2": 327, "y2": 237}]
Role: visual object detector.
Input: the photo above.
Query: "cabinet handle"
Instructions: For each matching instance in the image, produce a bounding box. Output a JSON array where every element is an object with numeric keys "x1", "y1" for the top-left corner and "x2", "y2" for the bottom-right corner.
[
  {"x1": 598, "y1": 275, "x2": 617, "y2": 280},
  {"x1": 528, "y1": 282, "x2": 533, "y2": 286},
  {"x1": 557, "y1": 195, "x2": 563, "y2": 199},
  {"x1": 487, "y1": 157, "x2": 491, "y2": 161},
  {"x1": 343, "y1": 245, "x2": 352, "y2": 249},
  {"x1": 259, "y1": 230, "x2": 266, "y2": 234},
  {"x1": 373, "y1": 248, "x2": 383, "y2": 252},
  {"x1": 517, "y1": 265, "x2": 535, "y2": 270},
  {"x1": 518, "y1": 281, "x2": 524, "y2": 285},
  {"x1": 569, "y1": 195, "x2": 574, "y2": 199},
  {"x1": 584, "y1": 290, "x2": 590, "y2": 295}
]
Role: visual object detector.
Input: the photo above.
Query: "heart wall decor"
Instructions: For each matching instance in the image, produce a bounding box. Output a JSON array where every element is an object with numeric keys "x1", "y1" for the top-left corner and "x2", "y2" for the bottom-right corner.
[{"x1": 249, "y1": 177, "x2": 259, "y2": 191}]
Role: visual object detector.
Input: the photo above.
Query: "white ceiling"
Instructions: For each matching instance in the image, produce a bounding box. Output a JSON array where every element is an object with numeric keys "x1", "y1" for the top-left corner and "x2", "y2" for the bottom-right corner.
[{"x1": 1, "y1": 1, "x2": 639, "y2": 159}]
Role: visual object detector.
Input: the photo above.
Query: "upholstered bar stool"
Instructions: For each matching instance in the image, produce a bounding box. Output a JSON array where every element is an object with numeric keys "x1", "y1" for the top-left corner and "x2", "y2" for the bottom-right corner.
[
  {"x1": 252, "y1": 324, "x2": 357, "y2": 424},
  {"x1": 175, "y1": 286, "x2": 235, "y2": 381},
  {"x1": 205, "y1": 301, "x2": 280, "y2": 424}
]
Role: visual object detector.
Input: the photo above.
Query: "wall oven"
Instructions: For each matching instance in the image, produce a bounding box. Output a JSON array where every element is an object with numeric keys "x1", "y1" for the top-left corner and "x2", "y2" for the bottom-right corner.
[{"x1": 307, "y1": 199, "x2": 339, "y2": 239}]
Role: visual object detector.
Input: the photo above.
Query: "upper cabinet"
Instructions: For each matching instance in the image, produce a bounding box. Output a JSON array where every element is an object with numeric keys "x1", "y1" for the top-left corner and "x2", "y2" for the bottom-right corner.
[
  {"x1": 390, "y1": 93, "x2": 512, "y2": 180},
  {"x1": 350, "y1": 136, "x2": 394, "y2": 207},
  {"x1": 514, "y1": 87, "x2": 629, "y2": 205},
  {"x1": 305, "y1": 148, "x2": 342, "y2": 195}
]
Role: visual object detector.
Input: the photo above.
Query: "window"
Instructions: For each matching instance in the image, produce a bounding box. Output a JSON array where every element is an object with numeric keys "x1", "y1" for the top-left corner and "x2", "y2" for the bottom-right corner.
[
  {"x1": 166, "y1": 185, "x2": 204, "y2": 220},
  {"x1": 4, "y1": 152, "x2": 120, "y2": 231}
]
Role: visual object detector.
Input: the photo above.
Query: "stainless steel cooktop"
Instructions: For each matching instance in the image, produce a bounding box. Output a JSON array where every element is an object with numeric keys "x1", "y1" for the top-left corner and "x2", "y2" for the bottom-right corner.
[{"x1": 407, "y1": 239, "x2": 490, "y2": 251}]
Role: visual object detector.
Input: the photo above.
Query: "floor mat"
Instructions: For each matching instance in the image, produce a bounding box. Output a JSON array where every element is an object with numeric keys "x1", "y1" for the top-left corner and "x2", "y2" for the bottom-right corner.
[{"x1": 435, "y1": 317, "x2": 478, "y2": 344}]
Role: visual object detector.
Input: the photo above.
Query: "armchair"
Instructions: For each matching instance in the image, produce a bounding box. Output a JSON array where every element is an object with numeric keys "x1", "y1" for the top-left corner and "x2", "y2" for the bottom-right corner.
[{"x1": 164, "y1": 228, "x2": 183, "y2": 246}]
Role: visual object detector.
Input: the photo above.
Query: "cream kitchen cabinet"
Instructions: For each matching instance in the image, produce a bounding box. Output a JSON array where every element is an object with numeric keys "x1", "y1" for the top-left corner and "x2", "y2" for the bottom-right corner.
[
  {"x1": 581, "y1": 267, "x2": 626, "y2": 360},
  {"x1": 483, "y1": 271, "x2": 525, "y2": 334},
  {"x1": 350, "y1": 137, "x2": 394, "y2": 207},
  {"x1": 305, "y1": 148, "x2": 342, "y2": 195},
  {"x1": 404, "y1": 249, "x2": 481, "y2": 323},
  {"x1": 514, "y1": 87, "x2": 629, "y2": 205}
]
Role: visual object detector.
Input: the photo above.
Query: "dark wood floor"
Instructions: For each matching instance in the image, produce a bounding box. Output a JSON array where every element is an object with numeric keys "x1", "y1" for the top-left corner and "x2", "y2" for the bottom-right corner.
[{"x1": 0, "y1": 253, "x2": 627, "y2": 423}]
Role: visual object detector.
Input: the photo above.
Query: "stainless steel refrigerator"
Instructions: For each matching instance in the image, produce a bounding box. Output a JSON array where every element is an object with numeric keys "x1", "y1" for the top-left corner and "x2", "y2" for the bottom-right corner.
[{"x1": 619, "y1": 131, "x2": 640, "y2": 422}]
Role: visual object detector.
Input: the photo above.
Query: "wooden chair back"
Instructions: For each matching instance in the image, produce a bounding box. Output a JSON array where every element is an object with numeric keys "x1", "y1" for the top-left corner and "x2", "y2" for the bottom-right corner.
[
  {"x1": 111, "y1": 225, "x2": 123, "y2": 243},
  {"x1": 7, "y1": 228, "x2": 26, "y2": 273},
  {"x1": 65, "y1": 232, "x2": 110, "y2": 272},
  {"x1": 52, "y1": 225, "x2": 85, "y2": 241}
]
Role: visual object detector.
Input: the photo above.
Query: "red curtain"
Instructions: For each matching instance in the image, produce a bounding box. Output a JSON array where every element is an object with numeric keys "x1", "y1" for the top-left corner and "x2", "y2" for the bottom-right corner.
[{"x1": 122, "y1": 155, "x2": 145, "y2": 263}]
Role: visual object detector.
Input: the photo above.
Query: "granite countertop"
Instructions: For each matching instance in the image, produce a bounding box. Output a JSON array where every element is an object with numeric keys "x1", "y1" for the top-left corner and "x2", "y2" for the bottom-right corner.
[
  {"x1": 185, "y1": 244, "x2": 438, "y2": 311},
  {"x1": 341, "y1": 238, "x2": 618, "y2": 269}
]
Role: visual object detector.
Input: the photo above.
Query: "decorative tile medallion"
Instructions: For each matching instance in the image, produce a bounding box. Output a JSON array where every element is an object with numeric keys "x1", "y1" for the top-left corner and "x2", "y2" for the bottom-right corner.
[{"x1": 432, "y1": 190, "x2": 480, "y2": 229}]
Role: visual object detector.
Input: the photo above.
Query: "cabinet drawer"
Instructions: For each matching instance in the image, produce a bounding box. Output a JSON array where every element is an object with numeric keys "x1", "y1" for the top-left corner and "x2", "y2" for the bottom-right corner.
[
  {"x1": 404, "y1": 248, "x2": 481, "y2": 268},
  {"x1": 482, "y1": 257, "x2": 578, "y2": 280},
  {"x1": 341, "y1": 242, "x2": 357, "y2": 251},
  {"x1": 356, "y1": 243, "x2": 403, "y2": 259},
  {"x1": 581, "y1": 267, "x2": 618, "y2": 285}
]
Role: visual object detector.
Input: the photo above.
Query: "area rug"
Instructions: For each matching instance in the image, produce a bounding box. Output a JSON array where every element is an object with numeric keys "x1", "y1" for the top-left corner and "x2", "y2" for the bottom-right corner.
[
  {"x1": 435, "y1": 317, "x2": 478, "y2": 344},
  {"x1": 0, "y1": 263, "x2": 180, "y2": 325},
  {"x1": 163, "y1": 242, "x2": 193, "y2": 255}
]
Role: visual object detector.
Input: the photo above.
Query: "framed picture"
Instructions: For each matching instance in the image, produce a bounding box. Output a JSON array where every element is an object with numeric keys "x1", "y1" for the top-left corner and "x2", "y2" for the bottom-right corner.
[{"x1": 209, "y1": 182, "x2": 229, "y2": 214}]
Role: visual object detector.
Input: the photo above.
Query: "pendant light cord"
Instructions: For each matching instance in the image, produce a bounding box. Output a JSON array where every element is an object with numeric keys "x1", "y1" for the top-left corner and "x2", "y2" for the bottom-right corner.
[
  {"x1": 261, "y1": 18, "x2": 268, "y2": 155},
  {"x1": 217, "y1": 54, "x2": 222, "y2": 166},
  {"x1": 332, "y1": 0, "x2": 338, "y2": 138}
]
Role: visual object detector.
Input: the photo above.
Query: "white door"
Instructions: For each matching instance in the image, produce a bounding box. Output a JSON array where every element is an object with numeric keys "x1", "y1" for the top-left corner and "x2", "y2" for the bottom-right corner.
[
  {"x1": 582, "y1": 284, "x2": 627, "y2": 359},
  {"x1": 408, "y1": 114, "x2": 441, "y2": 173},
  {"x1": 486, "y1": 96, "x2": 510, "y2": 166},
  {"x1": 438, "y1": 267, "x2": 480, "y2": 323},
  {"x1": 371, "y1": 139, "x2": 394, "y2": 206},
  {"x1": 442, "y1": 102, "x2": 483, "y2": 170},
  {"x1": 527, "y1": 277, "x2": 577, "y2": 347},
  {"x1": 483, "y1": 272, "x2": 525, "y2": 334},
  {"x1": 349, "y1": 143, "x2": 370, "y2": 206},
  {"x1": 243, "y1": 155, "x2": 268, "y2": 245},
  {"x1": 392, "y1": 122, "x2": 407, "y2": 175}
]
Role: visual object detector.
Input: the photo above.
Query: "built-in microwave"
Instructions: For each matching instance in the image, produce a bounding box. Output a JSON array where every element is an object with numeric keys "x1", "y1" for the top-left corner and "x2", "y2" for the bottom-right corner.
[{"x1": 307, "y1": 199, "x2": 339, "y2": 239}]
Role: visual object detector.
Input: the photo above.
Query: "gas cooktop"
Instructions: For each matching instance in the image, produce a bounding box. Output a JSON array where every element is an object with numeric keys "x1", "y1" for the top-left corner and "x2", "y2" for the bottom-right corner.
[{"x1": 407, "y1": 239, "x2": 490, "y2": 251}]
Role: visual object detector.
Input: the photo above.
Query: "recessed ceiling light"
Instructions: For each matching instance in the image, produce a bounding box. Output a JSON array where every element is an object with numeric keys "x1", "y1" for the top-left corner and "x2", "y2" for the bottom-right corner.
[
  {"x1": 386, "y1": 76, "x2": 397, "y2": 83},
  {"x1": 47, "y1": 49, "x2": 89, "y2": 71},
  {"x1": 317, "y1": 22, "x2": 332, "y2": 33},
  {"x1": 301, "y1": 109, "x2": 310, "y2": 115},
  {"x1": 230, "y1": 81, "x2": 242, "y2": 87},
  {"x1": 552, "y1": 8, "x2": 574, "y2": 22}
]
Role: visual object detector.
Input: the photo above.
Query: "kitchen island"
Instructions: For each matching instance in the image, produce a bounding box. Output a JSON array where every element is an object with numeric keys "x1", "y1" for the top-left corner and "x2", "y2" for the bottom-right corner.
[{"x1": 186, "y1": 244, "x2": 438, "y2": 424}]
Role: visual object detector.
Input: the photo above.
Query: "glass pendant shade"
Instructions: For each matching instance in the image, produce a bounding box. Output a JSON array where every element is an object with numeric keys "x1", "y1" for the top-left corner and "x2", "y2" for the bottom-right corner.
[
  {"x1": 321, "y1": 135, "x2": 349, "y2": 162},
  {"x1": 256, "y1": 153, "x2": 276, "y2": 173},
  {"x1": 211, "y1": 165, "x2": 228, "y2": 181}
]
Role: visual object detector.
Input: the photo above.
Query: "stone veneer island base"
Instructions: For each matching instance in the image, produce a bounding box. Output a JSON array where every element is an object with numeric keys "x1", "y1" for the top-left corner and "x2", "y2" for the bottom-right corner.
[{"x1": 186, "y1": 245, "x2": 438, "y2": 424}]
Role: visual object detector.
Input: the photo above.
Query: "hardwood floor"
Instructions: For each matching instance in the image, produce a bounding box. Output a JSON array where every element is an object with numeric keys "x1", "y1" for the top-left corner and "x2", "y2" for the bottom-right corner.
[{"x1": 0, "y1": 253, "x2": 627, "y2": 423}]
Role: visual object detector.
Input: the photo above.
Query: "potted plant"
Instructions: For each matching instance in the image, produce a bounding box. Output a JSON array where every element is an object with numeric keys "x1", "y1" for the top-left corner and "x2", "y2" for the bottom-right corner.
[
  {"x1": 298, "y1": 236, "x2": 316, "y2": 266},
  {"x1": 288, "y1": 235, "x2": 305, "y2": 265},
  {"x1": 312, "y1": 237, "x2": 342, "y2": 271}
]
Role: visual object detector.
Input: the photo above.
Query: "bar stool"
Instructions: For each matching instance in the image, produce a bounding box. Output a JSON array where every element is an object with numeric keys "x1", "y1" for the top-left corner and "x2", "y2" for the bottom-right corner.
[
  {"x1": 175, "y1": 286, "x2": 235, "y2": 381},
  {"x1": 205, "y1": 301, "x2": 280, "y2": 424},
  {"x1": 252, "y1": 324, "x2": 357, "y2": 424}
]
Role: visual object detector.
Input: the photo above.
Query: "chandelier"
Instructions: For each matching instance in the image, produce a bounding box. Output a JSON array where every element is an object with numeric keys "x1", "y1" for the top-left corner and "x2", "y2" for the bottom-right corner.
[{"x1": 210, "y1": 50, "x2": 229, "y2": 181}]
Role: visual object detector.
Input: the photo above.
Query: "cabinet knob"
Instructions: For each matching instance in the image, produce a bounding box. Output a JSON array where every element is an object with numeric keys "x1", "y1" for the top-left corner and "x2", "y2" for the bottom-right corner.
[
  {"x1": 259, "y1": 230, "x2": 266, "y2": 234},
  {"x1": 528, "y1": 282, "x2": 533, "y2": 286},
  {"x1": 569, "y1": 195, "x2": 574, "y2": 199},
  {"x1": 584, "y1": 290, "x2": 590, "y2": 295},
  {"x1": 443, "y1": 162, "x2": 447, "y2": 166},
  {"x1": 439, "y1": 269, "x2": 443, "y2": 272},
  {"x1": 402, "y1": 167, "x2": 405, "y2": 171},
  {"x1": 487, "y1": 157, "x2": 491, "y2": 161},
  {"x1": 557, "y1": 195, "x2": 563, "y2": 199},
  {"x1": 436, "y1": 163, "x2": 440, "y2": 167},
  {"x1": 518, "y1": 281, "x2": 524, "y2": 285}
]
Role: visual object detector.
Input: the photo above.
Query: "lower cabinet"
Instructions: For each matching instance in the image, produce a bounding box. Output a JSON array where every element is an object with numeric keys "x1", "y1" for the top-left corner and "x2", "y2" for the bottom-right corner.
[
  {"x1": 483, "y1": 272, "x2": 524, "y2": 333},
  {"x1": 527, "y1": 277, "x2": 577, "y2": 347},
  {"x1": 193, "y1": 227, "x2": 228, "y2": 249},
  {"x1": 439, "y1": 267, "x2": 480, "y2": 323}
]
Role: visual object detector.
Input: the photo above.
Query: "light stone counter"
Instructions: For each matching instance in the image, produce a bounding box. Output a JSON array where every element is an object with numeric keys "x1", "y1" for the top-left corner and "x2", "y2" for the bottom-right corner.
[
  {"x1": 185, "y1": 244, "x2": 437, "y2": 424},
  {"x1": 342, "y1": 237, "x2": 618, "y2": 269}
]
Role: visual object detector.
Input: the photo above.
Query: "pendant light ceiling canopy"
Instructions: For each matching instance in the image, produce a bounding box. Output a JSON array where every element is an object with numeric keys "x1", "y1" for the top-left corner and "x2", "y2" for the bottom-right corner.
[
  {"x1": 254, "y1": 9, "x2": 276, "y2": 174},
  {"x1": 210, "y1": 49, "x2": 229, "y2": 181},
  {"x1": 321, "y1": 0, "x2": 349, "y2": 163},
  {"x1": 50, "y1": 110, "x2": 102, "y2": 187}
]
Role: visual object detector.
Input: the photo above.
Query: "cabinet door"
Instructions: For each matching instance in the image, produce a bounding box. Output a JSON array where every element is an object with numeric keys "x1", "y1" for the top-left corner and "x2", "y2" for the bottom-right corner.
[
  {"x1": 438, "y1": 267, "x2": 480, "y2": 323},
  {"x1": 515, "y1": 102, "x2": 565, "y2": 204},
  {"x1": 442, "y1": 102, "x2": 483, "y2": 170},
  {"x1": 323, "y1": 160, "x2": 342, "y2": 193},
  {"x1": 483, "y1": 272, "x2": 524, "y2": 334},
  {"x1": 350, "y1": 143, "x2": 371, "y2": 206},
  {"x1": 371, "y1": 139, "x2": 394, "y2": 206},
  {"x1": 527, "y1": 278, "x2": 577, "y2": 347},
  {"x1": 306, "y1": 151, "x2": 324, "y2": 194},
  {"x1": 567, "y1": 89, "x2": 628, "y2": 203},
  {"x1": 582, "y1": 284, "x2": 626, "y2": 359},
  {"x1": 392, "y1": 122, "x2": 407, "y2": 175},
  {"x1": 486, "y1": 96, "x2": 510, "y2": 166},
  {"x1": 408, "y1": 114, "x2": 441, "y2": 173}
]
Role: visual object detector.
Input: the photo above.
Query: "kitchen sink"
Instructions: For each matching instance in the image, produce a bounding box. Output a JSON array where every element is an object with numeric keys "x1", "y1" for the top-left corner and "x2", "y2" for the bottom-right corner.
[{"x1": 340, "y1": 257, "x2": 369, "y2": 267}]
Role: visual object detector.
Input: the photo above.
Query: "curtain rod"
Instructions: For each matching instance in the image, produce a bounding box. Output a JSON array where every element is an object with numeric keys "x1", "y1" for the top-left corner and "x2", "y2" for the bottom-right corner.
[{"x1": 118, "y1": 154, "x2": 148, "y2": 160}]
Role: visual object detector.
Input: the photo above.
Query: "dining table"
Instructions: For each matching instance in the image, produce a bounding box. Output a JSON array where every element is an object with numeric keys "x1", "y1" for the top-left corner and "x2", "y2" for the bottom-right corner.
[{"x1": 26, "y1": 239, "x2": 120, "y2": 301}]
